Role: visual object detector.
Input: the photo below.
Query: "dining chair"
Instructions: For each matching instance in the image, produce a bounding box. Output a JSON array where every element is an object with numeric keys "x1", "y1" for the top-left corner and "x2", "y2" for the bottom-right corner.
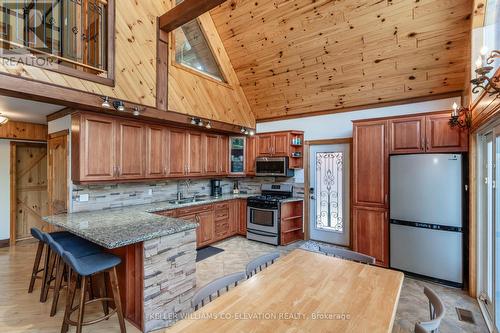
[
  {"x1": 191, "y1": 271, "x2": 246, "y2": 310},
  {"x1": 414, "y1": 286, "x2": 445, "y2": 333},
  {"x1": 318, "y1": 245, "x2": 375, "y2": 265},
  {"x1": 245, "y1": 252, "x2": 280, "y2": 277}
]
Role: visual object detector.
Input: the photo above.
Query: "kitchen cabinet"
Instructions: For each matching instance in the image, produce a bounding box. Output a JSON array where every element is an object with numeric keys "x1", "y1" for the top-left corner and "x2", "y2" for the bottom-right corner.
[
  {"x1": 73, "y1": 113, "x2": 116, "y2": 182},
  {"x1": 425, "y1": 113, "x2": 468, "y2": 152},
  {"x1": 238, "y1": 199, "x2": 247, "y2": 235},
  {"x1": 389, "y1": 116, "x2": 425, "y2": 154},
  {"x1": 245, "y1": 136, "x2": 257, "y2": 175},
  {"x1": 116, "y1": 121, "x2": 146, "y2": 179},
  {"x1": 280, "y1": 201, "x2": 303, "y2": 245},
  {"x1": 146, "y1": 126, "x2": 167, "y2": 178},
  {"x1": 168, "y1": 128, "x2": 187, "y2": 177},
  {"x1": 352, "y1": 206, "x2": 388, "y2": 267},
  {"x1": 230, "y1": 137, "x2": 245, "y2": 174},
  {"x1": 389, "y1": 112, "x2": 468, "y2": 154},
  {"x1": 187, "y1": 131, "x2": 204, "y2": 176},
  {"x1": 197, "y1": 210, "x2": 215, "y2": 247},
  {"x1": 353, "y1": 120, "x2": 388, "y2": 208},
  {"x1": 257, "y1": 134, "x2": 274, "y2": 156},
  {"x1": 256, "y1": 131, "x2": 304, "y2": 168},
  {"x1": 204, "y1": 134, "x2": 220, "y2": 175},
  {"x1": 219, "y1": 136, "x2": 229, "y2": 175}
]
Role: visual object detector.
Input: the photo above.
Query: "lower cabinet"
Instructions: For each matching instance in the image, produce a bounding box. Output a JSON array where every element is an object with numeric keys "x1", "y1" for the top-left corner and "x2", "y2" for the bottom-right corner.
[
  {"x1": 160, "y1": 200, "x2": 241, "y2": 249},
  {"x1": 238, "y1": 199, "x2": 247, "y2": 235},
  {"x1": 352, "y1": 206, "x2": 388, "y2": 267}
]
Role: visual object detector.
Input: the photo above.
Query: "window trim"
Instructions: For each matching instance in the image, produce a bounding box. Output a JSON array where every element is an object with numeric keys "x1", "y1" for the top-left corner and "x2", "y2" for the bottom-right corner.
[
  {"x1": 0, "y1": 0, "x2": 115, "y2": 87},
  {"x1": 170, "y1": 18, "x2": 232, "y2": 89}
]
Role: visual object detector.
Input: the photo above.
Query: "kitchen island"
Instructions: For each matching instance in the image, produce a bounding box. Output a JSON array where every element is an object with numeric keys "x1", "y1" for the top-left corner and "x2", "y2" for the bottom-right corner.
[{"x1": 43, "y1": 194, "x2": 251, "y2": 332}]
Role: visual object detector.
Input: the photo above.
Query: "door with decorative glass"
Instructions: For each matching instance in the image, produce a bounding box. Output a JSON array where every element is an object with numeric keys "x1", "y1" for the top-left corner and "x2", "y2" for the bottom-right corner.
[{"x1": 309, "y1": 144, "x2": 350, "y2": 246}]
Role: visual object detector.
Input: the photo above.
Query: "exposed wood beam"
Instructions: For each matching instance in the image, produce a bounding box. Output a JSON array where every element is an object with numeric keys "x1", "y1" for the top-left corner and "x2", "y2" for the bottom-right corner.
[
  {"x1": 0, "y1": 72, "x2": 253, "y2": 134},
  {"x1": 159, "y1": 0, "x2": 226, "y2": 33}
]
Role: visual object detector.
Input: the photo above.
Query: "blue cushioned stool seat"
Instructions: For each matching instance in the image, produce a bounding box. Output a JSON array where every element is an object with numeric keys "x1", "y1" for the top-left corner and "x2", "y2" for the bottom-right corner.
[{"x1": 62, "y1": 252, "x2": 122, "y2": 277}]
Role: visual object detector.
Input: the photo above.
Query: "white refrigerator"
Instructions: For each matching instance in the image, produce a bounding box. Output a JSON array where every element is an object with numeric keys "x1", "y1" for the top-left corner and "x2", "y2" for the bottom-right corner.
[{"x1": 390, "y1": 154, "x2": 464, "y2": 287}]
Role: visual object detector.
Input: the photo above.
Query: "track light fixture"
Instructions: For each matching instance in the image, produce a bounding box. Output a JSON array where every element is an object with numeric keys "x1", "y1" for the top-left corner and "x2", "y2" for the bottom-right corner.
[
  {"x1": 101, "y1": 96, "x2": 111, "y2": 108},
  {"x1": 240, "y1": 127, "x2": 246, "y2": 133},
  {"x1": 198, "y1": 120, "x2": 204, "y2": 127},
  {"x1": 113, "y1": 100, "x2": 125, "y2": 112},
  {"x1": 0, "y1": 113, "x2": 9, "y2": 125},
  {"x1": 249, "y1": 130, "x2": 255, "y2": 136},
  {"x1": 190, "y1": 117, "x2": 198, "y2": 125},
  {"x1": 132, "y1": 107, "x2": 141, "y2": 116},
  {"x1": 206, "y1": 121, "x2": 212, "y2": 129}
]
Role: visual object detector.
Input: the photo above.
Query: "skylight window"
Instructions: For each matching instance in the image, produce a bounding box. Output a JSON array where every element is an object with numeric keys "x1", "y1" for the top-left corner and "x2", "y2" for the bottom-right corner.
[{"x1": 173, "y1": 19, "x2": 226, "y2": 82}]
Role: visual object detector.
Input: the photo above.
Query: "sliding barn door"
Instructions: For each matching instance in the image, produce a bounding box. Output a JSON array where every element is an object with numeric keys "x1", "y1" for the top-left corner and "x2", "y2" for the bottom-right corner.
[{"x1": 14, "y1": 143, "x2": 48, "y2": 241}]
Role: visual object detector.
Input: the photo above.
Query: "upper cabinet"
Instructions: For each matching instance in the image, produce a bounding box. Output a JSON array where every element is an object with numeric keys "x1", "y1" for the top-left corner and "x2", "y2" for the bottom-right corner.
[
  {"x1": 219, "y1": 136, "x2": 230, "y2": 175},
  {"x1": 73, "y1": 113, "x2": 116, "y2": 182},
  {"x1": 256, "y1": 131, "x2": 304, "y2": 169},
  {"x1": 425, "y1": 113, "x2": 468, "y2": 152},
  {"x1": 204, "y1": 134, "x2": 220, "y2": 176},
  {"x1": 389, "y1": 112, "x2": 468, "y2": 154},
  {"x1": 245, "y1": 136, "x2": 257, "y2": 175},
  {"x1": 186, "y1": 132, "x2": 204, "y2": 176},
  {"x1": 230, "y1": 137, "x2": 245, "y2": 174},
  {"x1": 353, "y1": 120, "x2": 389, "y2": 208},
  {"x1": 168, "y1": 128, "x2": 188, "y2": 177},
  {"x1": 146, "y1": 126, "x2": 167, "y2": 178},
  {"x1": 116, "y1": 121, "x2": 146, "y2": 179}
]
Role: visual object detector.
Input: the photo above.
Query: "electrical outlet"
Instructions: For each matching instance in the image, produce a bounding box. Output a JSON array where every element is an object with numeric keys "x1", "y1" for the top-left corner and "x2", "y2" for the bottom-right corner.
[
  {"x1": 79, "y1": 194, "x2": 89, "y2": 202},
  {"x1": 147, "y1": 189, "x2": 153, "y2": 196}
]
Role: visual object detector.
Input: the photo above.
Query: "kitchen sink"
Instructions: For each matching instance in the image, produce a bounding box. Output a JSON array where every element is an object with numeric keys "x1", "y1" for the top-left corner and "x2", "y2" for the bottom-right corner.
[{"x1": 168, "y1": 197, "x2": 209, "y2": 205}]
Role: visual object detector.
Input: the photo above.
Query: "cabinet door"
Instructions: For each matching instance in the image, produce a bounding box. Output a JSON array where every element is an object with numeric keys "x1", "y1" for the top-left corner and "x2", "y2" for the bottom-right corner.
[
  {"x1": 229, "y1": 201, "x2": 238, "y2": 235},
  {"x1": 238, "y1": 199, "x2": 247, "y2": 235},
  {"x1": 425, "y1": 113, "x2": 468, "y2": 152},
  {"x1": 353, "y1": 206, "x2": 388, "y2": 267},
  {"x1": 273, "y1": 133, "x2": 289, "y2": 156},
  {"x1": 204, "y1": 134, "x2": 220, "y2": 175},
  {"x1": 257, "y1": 134, "x2": 273, "y2": 156},
  {"x1": 197, "y1": 210, "x2": 214, "y2": 246},
  {"x1": 168, "y1": 129, "x2": 187, "y2": 177},
  {"x1": 245, "y1": 136, "x2": 257, "y2": 175},
  {"x1": 219, "y1": 136, "x2": 229, "y2": 175},
  {"x1": 230, "y1": 137, "x2": 246, "y2": 174},
  {"x1": 116, "y1": 121, "x2": 146, "y2": 179},
  {"x1": 353, "y1": 120, "x2": 388, "y2": 208},
  {"x1": 187, "y1": 131, "x2": 204, "y2": 176},
  {"x1": 389, "y1": 116, "x2": 425, "y2": 154},
  {"x1": 78, "y1": 114, "x2": 116, "y2": 181},
  {"x1": 146, "y1": 126, "x2": 167, "y2": 178}
]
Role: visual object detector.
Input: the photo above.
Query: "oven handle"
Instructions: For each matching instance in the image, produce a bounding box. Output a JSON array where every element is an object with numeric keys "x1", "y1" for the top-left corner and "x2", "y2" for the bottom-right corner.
[
  {"x1": 248, "y1": 207, "x2": 278, "y2": 212},
  {"x1": 247, "y1": 229, "x2": 277, "y2": 237}
]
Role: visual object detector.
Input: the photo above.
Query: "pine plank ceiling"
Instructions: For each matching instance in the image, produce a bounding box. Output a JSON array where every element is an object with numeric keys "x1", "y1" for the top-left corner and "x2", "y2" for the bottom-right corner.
[{"x1": 210, "y1": 0, "x2": 472, "y2": 121}]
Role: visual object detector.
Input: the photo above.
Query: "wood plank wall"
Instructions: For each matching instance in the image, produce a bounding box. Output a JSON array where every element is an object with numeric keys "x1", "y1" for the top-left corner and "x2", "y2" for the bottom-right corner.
[
  {"x1": 0, "y1": 121, "x2": 47, "y2": 141},
  {"x1": 0, "y1": 0, "x2": 255, "y2": 128}
]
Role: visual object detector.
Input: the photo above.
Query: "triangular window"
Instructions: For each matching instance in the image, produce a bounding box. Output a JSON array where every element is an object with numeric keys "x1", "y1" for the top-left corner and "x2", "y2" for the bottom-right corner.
[{"x1": 173, "y1": 18, "x2": 226, "y2": 82}]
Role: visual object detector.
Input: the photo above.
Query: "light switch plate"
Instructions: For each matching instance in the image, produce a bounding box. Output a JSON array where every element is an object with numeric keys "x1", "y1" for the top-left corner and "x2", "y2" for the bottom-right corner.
[{"x1": 79, "y1": 194, "x2": 89, "y2": 202}]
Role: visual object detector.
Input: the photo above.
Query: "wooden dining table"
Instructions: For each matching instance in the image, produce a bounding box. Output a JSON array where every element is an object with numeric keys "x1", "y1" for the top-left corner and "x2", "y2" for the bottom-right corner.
[{"x1": 167, "y1": 249, "x2": 404, "y2": 333}]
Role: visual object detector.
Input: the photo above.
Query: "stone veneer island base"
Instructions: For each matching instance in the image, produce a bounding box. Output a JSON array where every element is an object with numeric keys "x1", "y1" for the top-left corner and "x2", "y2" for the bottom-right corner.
[{"x1": 108, "y1": 229, "x2": 197, "y2": 332}]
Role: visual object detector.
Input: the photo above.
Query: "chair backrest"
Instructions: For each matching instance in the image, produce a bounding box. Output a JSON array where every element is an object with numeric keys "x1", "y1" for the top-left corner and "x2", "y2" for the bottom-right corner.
[
  {"x1": 414, "y1": 287, "x2": 445, "y2": 333},
  {"x1": 245, "y1": 252, "x2": 280, "y2": 277},
  {"x1": 44, "y1": 233, "x2": 64, "y2": 256},
  {"x1": 318, "y1": 245, "x2": 376, "y2": 265},
  {"x1": 61, "y1": 250, "x2": 82, "y2": 276},
  {"x1": 191, "y1": 271, "x2": 246, "y2": 310},
  {"x1": 31, "y1": 227, "x2": 44, "y2": 242}
]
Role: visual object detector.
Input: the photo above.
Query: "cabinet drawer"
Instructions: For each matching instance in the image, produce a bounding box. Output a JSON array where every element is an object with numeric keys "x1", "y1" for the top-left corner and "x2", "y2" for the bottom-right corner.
[
  {"x1": 214, "y1": 202, "x2": 230, "y2": 210},
  {"x1": 177, "y1": 204, "x2": 213, "y2": 217},
  {"x1": 215, "y1": 209, "x2": 229, "y2": 221},
  {"x1": 215, "y1": 220, "x2": 230, "y2": 237}
]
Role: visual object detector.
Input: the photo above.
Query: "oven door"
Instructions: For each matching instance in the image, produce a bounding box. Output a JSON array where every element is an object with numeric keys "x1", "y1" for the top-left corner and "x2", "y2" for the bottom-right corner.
[{"x1": 247, "y1": 206, "x2": 278, "y2": 234}]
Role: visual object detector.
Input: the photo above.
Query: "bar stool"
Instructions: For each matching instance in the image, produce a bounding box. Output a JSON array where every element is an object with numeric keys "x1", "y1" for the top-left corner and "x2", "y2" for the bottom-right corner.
[
  {"x1": 28, "y1": 228, "x2": 74, "y2": 296},
  {"x1": 43, "y1": 233, "x2": 102, "y2": 316},
  {"x1": 60, "y1": 248, "x2": 126, "y2": 333}
]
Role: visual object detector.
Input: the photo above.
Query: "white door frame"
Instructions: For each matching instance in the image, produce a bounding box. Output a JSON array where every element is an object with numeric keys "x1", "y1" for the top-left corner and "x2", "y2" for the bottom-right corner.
[{"x1": 304, "y1": 139, "x2": 352, "y2": 247}]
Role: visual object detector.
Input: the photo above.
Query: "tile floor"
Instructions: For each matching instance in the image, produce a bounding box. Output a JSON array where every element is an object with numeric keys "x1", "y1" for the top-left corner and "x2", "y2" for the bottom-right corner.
[{"x1": 196, "y1": 236, "x2": 489, "y2": 333}]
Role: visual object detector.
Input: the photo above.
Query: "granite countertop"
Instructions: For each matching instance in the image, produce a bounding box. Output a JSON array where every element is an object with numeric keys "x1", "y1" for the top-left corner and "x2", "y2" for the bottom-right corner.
[{"x1": 43, "y1": 194, "x2": 253, "y2": 249}]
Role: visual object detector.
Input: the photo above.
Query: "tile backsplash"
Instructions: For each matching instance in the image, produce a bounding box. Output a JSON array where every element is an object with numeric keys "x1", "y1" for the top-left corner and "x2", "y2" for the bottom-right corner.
[{"x1": 71, "y1": 177, "x2": 281, "y2": 212}]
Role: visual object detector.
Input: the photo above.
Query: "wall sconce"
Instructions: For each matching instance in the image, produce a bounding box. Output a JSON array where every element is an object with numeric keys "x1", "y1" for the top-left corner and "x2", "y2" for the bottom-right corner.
[
  {"x1": 0, "y1": 113, "x2": 9, "y2": 125},
  {"x1": 449, "y1": 102, "x2": 472, "y2": 129},
  {"x1": 101, "y1": 96, "x2": 111, "y2": 108},
  {"x1": 471, "y1": 46, "x2": 500, "y2": 97},
  {"x1": 113, "y1": 100, "x2": 125, "y2": 112}
]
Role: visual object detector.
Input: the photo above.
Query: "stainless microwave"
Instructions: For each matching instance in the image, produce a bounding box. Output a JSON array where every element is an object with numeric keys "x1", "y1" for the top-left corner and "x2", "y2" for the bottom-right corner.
[{"x1": 255, "y1": 157, "x2": 295, "y2": 177}]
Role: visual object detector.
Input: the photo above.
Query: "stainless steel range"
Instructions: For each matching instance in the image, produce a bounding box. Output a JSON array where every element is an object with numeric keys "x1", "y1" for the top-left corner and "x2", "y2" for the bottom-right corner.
[{"x1": 247, "y1": 184, "x2": 293, "y2": 245}]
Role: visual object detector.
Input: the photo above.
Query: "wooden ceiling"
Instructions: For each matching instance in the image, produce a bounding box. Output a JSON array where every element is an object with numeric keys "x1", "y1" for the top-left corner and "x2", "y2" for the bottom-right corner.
[{"x1": 210, "y1": 0, "x2": 472, "y2": 121}]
